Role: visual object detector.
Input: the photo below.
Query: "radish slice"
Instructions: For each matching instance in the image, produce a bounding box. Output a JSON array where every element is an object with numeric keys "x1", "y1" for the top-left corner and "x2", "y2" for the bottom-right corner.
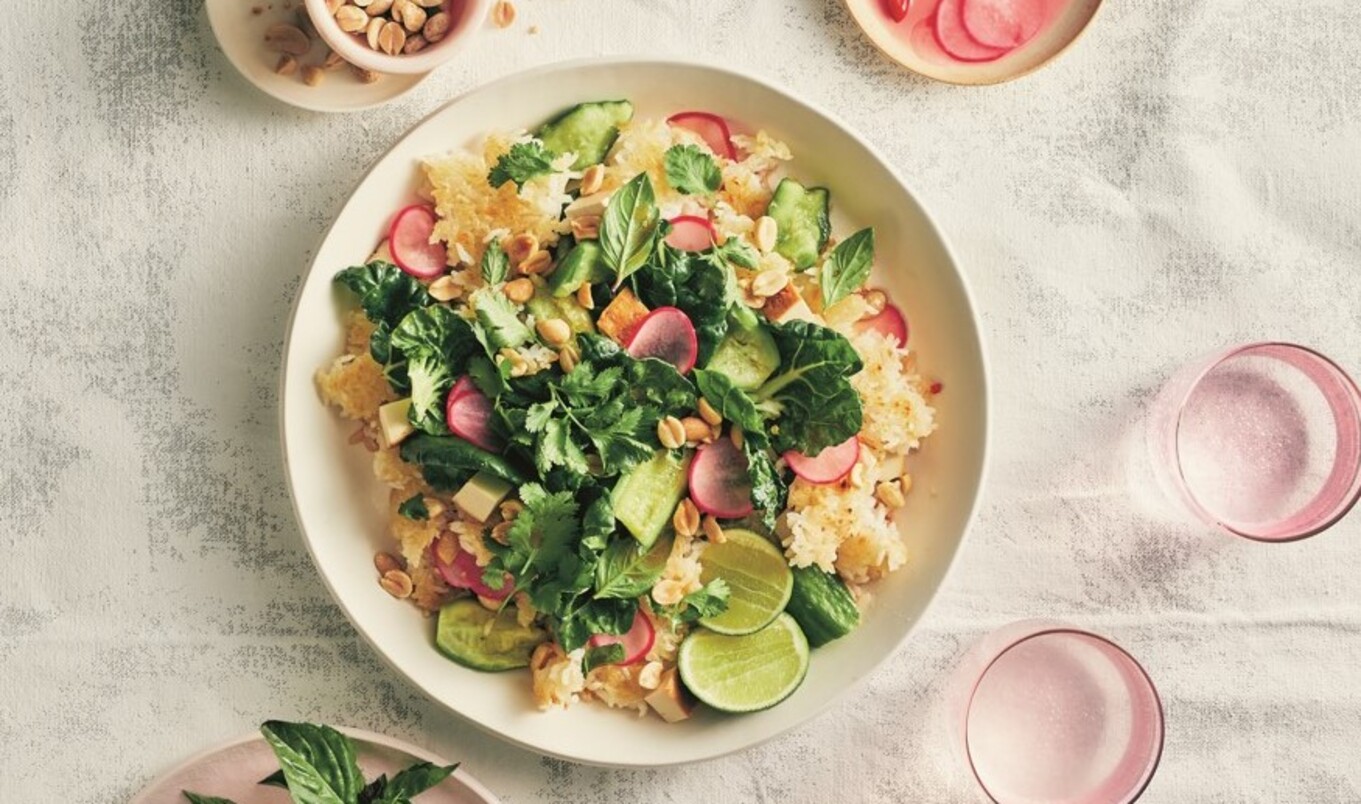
[
  {"x1": 665, "y1": 216, "x2": 716, "y2": 253},
  {"x1": 388, "y1": 205, "x2": 448, "y2": 279},
  {"x1": 431, "y1": 545, "x2": 513, "y2": 601},
  {"x1": 625, "y1": 307, "x2": 699, "y2": 374},
  {"x1": 934, "y1": 0, "x2": 1011, "y2": 62},
  {"x1": 688, "y1": 437, "x2": 754, "y2": 519},
  {"x1": 446, "y1": 378, "x2": 502, "y2": 452},
  {"x1": 587, "y1": 607, "x2": 655, "y2": 666},
  {"x1": 881, "y1": 0, "x2": 909, "y2": 22},
  {"x1": 855, "y1": 295, "x2": 909, "y2": 347},
  {"x1": 962, "y1": 0, "x2": 1046, "y2": 48},
  {"x1": 666, "y1": 112, "x2": 737, "y2": 160},
  {"x1": 784, "y1": 436, "x2": 861, "y2": 485}
]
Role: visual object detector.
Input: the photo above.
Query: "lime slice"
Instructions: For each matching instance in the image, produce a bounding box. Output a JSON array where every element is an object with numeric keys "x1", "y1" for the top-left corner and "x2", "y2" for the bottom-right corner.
[
  {"x1": 678, "y1": 614, "x2": 810, "y2": 713},
  {"x1": 698, "y1": 528, "x2": 793, "y2": 635}
]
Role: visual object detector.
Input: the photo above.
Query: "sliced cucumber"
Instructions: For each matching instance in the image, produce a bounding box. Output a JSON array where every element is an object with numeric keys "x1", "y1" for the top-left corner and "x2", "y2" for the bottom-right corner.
[
  {"x1": 435, "y1": 598, "x2": 548, "y2": 671},
  {"x1": 547, "y1": 240, "x2": 608, "y2": 298},
  {"x1": 538, "y1": 100, "x2": 634, "y2": 169},
  {"x1": 705, "y1": 322, "x2": 780, "y2": 391},
  {"x1": 611, "y1": 449, "x2": 691, "y2": 548},
  {"x1": 767, "y1": 178, "x2": 831, "y2": 269},
  {"x1": 785, "y1": 565, "x2": 860, "y2": 648},
  {"x1": 526, "y1": 287, "x2": 596, "y2": 337}
]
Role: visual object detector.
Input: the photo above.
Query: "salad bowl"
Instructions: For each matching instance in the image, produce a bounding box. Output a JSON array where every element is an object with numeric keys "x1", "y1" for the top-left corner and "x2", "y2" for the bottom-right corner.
[{"x1": 280, "y1": 57, "x2": 989, "y2": 766}]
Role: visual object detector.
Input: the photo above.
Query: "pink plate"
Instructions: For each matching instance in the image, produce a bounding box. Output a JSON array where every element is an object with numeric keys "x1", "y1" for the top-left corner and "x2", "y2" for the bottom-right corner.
[{"x1": 130, "y1": 726, "x2": 498, "y2": 804}]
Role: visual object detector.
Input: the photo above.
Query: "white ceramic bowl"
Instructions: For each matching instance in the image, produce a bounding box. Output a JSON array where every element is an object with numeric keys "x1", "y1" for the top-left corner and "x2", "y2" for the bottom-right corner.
[
  {"x1": 304, "y1": 0, "x2": 491, "y2": 75},
  {"x1": 280, "y1": 57, "x2": 990, "y2": 767},
  {"x1": 131, "y1": 726, "x2": 498, "y2": 803}
]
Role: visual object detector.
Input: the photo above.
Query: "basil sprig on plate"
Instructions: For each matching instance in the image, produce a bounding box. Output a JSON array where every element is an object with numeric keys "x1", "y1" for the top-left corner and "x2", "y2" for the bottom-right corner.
[{"x1": 182, "y1": 721, "x2": 457, "y2": 804}]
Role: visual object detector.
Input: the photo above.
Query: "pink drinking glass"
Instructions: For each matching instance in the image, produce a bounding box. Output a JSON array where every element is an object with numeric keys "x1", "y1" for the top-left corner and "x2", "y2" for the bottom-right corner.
[
  {"x1": 1144, "y1": 342, "x2": 1361, "y2": 542},
  {"x1": 945, "y1": 621, "x2": 1165, "y2": 804}
]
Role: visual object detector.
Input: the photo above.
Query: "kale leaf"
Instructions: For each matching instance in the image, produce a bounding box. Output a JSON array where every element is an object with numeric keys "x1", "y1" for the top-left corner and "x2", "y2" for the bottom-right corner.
[{"x1": 389, "y1": 306, "x2": 478, "y2": 435}]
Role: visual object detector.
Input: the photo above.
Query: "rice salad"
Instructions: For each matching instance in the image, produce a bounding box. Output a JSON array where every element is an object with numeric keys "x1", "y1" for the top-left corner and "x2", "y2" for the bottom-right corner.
[{"x1": 317, "y1": 100, "x2": 937, "y2": 720}]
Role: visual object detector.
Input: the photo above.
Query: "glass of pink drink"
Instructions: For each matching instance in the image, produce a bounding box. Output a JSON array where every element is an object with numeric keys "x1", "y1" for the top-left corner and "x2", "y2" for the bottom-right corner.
[
  {"x1": 946, "y1": 621, "x2": 1164, "y2": 804},
  {"x1": 1145, "y1": 343, "x2": 1361, "y2": 542}
]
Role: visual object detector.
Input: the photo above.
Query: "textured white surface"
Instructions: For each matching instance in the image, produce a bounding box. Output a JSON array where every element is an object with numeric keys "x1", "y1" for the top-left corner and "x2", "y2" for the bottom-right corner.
[{"x1": 2, "y1": 1, "x2": 1360, "y2": 802}]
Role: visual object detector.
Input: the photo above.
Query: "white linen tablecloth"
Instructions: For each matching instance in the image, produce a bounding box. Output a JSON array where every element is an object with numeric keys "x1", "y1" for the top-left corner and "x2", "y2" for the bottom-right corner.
[{"x1": 2, "y1": 1, "x2": 1360, "y2": 801}]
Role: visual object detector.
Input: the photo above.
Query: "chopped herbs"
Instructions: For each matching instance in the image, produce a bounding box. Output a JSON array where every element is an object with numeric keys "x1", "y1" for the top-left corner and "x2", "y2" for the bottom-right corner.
[
  {"x1": 488, "y1": 140, "x2": 557, "y2": 190},
  {"x1": 663, "y1": 144, "x2": 722, "y2": 196}
]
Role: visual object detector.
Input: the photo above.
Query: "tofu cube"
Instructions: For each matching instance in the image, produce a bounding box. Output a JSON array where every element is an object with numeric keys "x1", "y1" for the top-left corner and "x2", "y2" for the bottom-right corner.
[
  {"x1": 596, "y1": 287, "x2": 650, "y2": 344},
  {"x1": 451, "y1": 471, "x2": 514, "y2": 523},
  {"x1": 377, "y1": 398, "x2": 415, "y2": 447},
  {"x1": 644, "y1": 668, "x2": 697, "y2": 723}
]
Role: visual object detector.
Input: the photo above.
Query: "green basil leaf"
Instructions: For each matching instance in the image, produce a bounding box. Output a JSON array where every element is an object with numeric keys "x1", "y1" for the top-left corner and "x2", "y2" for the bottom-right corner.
[
  {"x1": 182, "y1": 793, "x2": 237, "y2": 804},
  {"x1": 819, "y1": 227, "x2": 875, "y2": 309},
  {"x1": 400, "y1": 433, "x2": 528, "y2": 491},
  {"x1": 375, "y1": 762, "x2": 459, "y2": 803},
  {"x1": 481, "y1": 237, "x2": 510, "y2": 285},
  {"x1": 599, "y1": 172, "x2": 660, "y2": 287},
  {"x1": 663, "y1": 144, "x2": 721, "y2": 196},
  {"x1": 593, "y1": 537, "x2": 669, "y2": 600},
  {"x1": 260, "y1": 721, "x2": 364, "y2": 804}
]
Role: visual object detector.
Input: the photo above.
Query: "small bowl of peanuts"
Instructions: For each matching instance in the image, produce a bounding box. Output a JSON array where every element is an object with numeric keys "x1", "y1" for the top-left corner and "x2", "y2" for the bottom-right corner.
[{"x1": 304, "y1": 0, "x2": 490, "y2": 75}]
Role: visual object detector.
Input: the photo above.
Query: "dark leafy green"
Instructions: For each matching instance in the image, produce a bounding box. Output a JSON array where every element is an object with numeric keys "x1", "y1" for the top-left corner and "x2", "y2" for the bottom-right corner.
[
  {"x1": 582, "y1": 643, "x2": 626, "y2": 673},
  {"x1": 400, "y1": 433, "x2": 528, "y2": 491},
  {"x1": 488, "y1": 140, "x2": 557, "y2": 190},
  {"x1": 371, "y1": 763, "x2": 459, "y2": 803},
  {"x1": 389, "y1": 306, "x2": 478, "y2": 434},
  {"x1": 397, "y1": 493, "x2": 428, "y2": 520},
  {"x1": 663, "y1": 144, "x2": 721, "y2": 196},
  {"x1": 756, "y1": 320, "x2": 864, "y2": 456},
  {"x1": 333, "y1": 262, "x2": 431, "y2": 366},
  {"x1": 694, "y1": 369, "x2": 787, "y2": 528},
  {"x1": 182, "y1": 795, "x2": 235, "y2": 804},
  {"x1": 599, "y1": 172, "x2": 660, "y2": 287},
  {"x1": 593, "y1": 537, "x2": 669, "y2": 600},
  {"x1": 819, "y1": 227, "x2": 874, "y2": 308}
]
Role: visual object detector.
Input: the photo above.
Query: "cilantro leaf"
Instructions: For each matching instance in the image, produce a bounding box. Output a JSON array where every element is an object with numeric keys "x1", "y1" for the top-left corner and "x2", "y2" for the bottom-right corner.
[
  {"x1": 582, "y1": 643, "x2": 626, "y2": 673},
  {"x1": 535, "y1": 418, "x2": 591, "y2": 477},
  {"x1": 506, "y1": 483, "x2": 580, "y2": 575},
  {"x1": 600, "y1": 172, "x2": 661, "y2": 288},
  {"x1": 488, "y1": 140, "x2": 557, "y2": 190},
  {"x1": 397, "y1": 493, "x2": 428, "y2": 520},
  {"x1": 593, "y1": 537, "x2": 668, "y2": 600},
  {"x1": 481, "y1": 237, "x2": 510, "y2": 285},
  {"x1": 819, "y1": 227, "x2": 875, "y2": 309},
  {"x1": 713, "y1": 237, "x2": 759, "y2": 269},
  {"x1": 664, "y1": 144, "x2": 721, "y2": 196},
  {"x1": 471, "y1": 288, "x2": 533, "y2": 350},
  {"x1": 682, "y1": 579, "x2": 730, "y2": 620}
]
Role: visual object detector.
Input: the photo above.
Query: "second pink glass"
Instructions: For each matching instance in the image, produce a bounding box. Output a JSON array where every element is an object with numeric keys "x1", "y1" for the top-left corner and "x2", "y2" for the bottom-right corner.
[{"x1": 1143, "y1": 342, "x2": 1361, "y2": 542}]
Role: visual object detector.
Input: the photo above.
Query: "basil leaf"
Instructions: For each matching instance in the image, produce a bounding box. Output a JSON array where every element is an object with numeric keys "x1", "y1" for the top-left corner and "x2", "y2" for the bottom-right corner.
[
  {"x1": 260, "y1": 721, "x2": 364, "y2": 804},
  {"x1": 357, "y1": 776, "x2": 388, "y2": 804},
  {"x1": 481, "y1": 237, "x2": 509, "y2": 285},
  {"x1": 182, "y1": 794, "x2": 236, "y2": 804},
  {"x1": 488, "y1": 141, "x2": 557, "y2": 190},
  {"x1": 397, "y1": 493, "x2": 428, "y2": 520},
  {"x1": 376, "y1": 762, "x2": 459, "y2": 803},
  {"x1": 400, "y1": 433, "x2": 528, "y2": 490},
  {"x1": 819, "y1": 227, "x2": 875, "y2": 309},
  {"x1": 259, "y1": 770, "x2": 288, "y2": 788},
  {"x1": 600, "y1": 172, "x2": 660, "y2": 287},
  {"x1": 582, "y1": 643, "x2": 626, "y2": 673},
  {"x1": 663, "y1": 144, "x2": 721, "y2": 196},
  {"x1": 593, "y1": 537, "x2": 668, "y2": 600}
]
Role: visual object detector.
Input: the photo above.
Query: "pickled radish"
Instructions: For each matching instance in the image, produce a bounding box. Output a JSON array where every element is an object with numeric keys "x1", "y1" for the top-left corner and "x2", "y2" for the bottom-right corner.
[
  {"x1": 784, "y1": 437, "x2": 861, "y2": 485},
  {"x1": 625, "y1": 307, "x2": 699, "y2": 374},
  {"x1": 431, "y1": 545, "x2": 514, "y2": 601},
  {"x1": 388, "y1": 204, "x2": 448, "y2": 279},
  {"x1": 855, "y1": 296, "x2": 909, "y2": 346},
  {"x1": 666, "y1": 112, "x2": 737, "y2": 160},
  {"x1": 962, "y1": 0, "x2": 1047, "y2": 48},
  {"x1": 587, "y1": 608, "x2": 656, "y2": 666},
  {"x1": 935, "y1": 0, "x2": 1010, "y2": 62},
  {"x1": 446, "y1": 377, "x2": 501, "y2": 452},
  {"x1": 665, "y1": 216, "x2": 716, "y2": 252},
  {"x1": 689, "y1": 437, "x2": 754, "y2": 519}
]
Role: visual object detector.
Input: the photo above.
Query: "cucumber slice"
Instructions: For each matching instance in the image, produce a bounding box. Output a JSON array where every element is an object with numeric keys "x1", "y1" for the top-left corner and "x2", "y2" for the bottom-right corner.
[
  {"x1": 526, "y1": 287, "x2": 596, "y2": 337},
  {"x1": 547, "y1": 240, "x2": 608, "y2": 298},
  {"x1": 785, "y1": 565, "x2": 860, "y2": 647},
  {"x1": 611, "y1": 449, "x2": 691, "y2": 548},
  {"x1": 705, "y1": 322, "x2": 780, "y2": 391},
  {"x1": 767, "y1": 178, "x2": 831, "y2": 269},
  {"x1": 435, "y1": 598, "x2": 548, "y2": 671},
  {"x1": 538, "y1": 100, "x2": 634, "y2": 169}
]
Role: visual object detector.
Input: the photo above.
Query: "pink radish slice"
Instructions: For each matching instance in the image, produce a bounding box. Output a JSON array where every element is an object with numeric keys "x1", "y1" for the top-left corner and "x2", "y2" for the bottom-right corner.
[
  {"x1": 688, "y1": 437, "x2": 754, "y2": 519},
  {"x1": 962, "y1": 0, "x2": 1046, "y2": 48},
  {"x1": 855, "y1": 295, "x2": 909, "y2": 347},
  {"x1": 587, "y1": 607, "x2": 655, "y2": 666},
  {"x1": 881, "y1": 0, "x2": 910, "y2": 22},
  {"x1": 388, "y1": 205, "x2": 449, "y2": 279},
  {"x1": 665, "y1": 216, "x2": 716, "y2": 253},
  {"x1": 934, "y1": 0, "x2": 1011, "y2": 62},
  {"x1": 784, "y1": 436, "x2": 861, "y2": 485},
  {"x1": 431, "y1": 545, "x2": 513, "y2": 601},
  {"x1": 445, "y1": 378, "x2": 502, "y2": 452},
  {"x1": 625, "y1": 307, "x2": 699, "y2": 374},
  {"x1": 666, "y1": 112, "x2": 738, "y2": 160}
]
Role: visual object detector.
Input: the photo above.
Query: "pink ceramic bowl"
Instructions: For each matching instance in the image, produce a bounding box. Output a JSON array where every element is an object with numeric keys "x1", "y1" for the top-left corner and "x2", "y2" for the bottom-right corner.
[{"x1": 304, "y1": 0, "x2": 491, "y2": 75}]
